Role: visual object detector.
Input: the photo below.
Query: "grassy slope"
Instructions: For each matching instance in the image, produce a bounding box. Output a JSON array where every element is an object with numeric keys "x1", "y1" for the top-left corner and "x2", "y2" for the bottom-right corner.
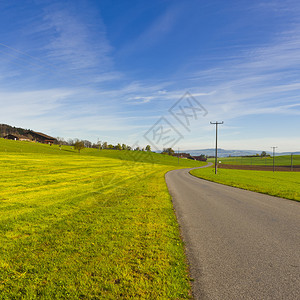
[
  {"x1": 0, "y1": 138, "x2": 205, "y2": 299},
  {"x1": 190, "y1": 167, "x2": 300, "y2": 201},
  {"x1": 207, "y1": 155, "x2": 300, "y2": 166},
  {"x1": 0, "y1": 138, "x2": 204, "y2": 167}
]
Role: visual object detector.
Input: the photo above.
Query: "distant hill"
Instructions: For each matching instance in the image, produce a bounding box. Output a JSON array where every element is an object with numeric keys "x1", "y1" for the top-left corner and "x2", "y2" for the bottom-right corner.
[
  {"x1": 0, "y1": 124, "x2": 56, "y2": 144},
  {"x1": 0, "y1": 124, "x2": 30, "y2": 137},
  {"x1": 184, "y1": 149, "x2": 300, "y2": 157},
  {"x1": 278, "y1": 151, "x2": 300, "y2": 156}
]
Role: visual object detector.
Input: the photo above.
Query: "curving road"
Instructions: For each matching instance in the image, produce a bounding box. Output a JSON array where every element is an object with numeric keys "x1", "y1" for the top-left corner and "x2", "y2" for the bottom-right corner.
[{"x1": 166, "y1": 165, "x2": 300, "y2": 300}]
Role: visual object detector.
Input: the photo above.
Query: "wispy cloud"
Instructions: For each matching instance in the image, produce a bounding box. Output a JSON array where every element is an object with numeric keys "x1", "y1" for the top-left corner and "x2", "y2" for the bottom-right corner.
[
  {"x1": 0, "y1": 2, "x2": 116, "y2": 89},
  {"x1": 41, "y1": 3, "x2": 113, "y2": 72},
  {"x1": 127, "y1": 96, "x2": 154, "y2": 104},
  {"x1": 119, "y1": 4, "x2": 182, "y2": 55},
  {"x1": 0, "y1": 88, "x2": 73, "y2": 125},
  {"x1": 187, "y1": 28, "x2": 300, "y2": 119}
]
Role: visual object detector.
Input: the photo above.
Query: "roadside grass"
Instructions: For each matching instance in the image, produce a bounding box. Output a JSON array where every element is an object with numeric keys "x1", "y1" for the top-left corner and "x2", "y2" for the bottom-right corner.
[
  {"x1": 207, "y1": 155, "x2": 300, "y2": 166},
  {"x1": 0, "y1": 139, "x2": 205, "y2": 298},
  {"x1": 190, "y1": 167, "x2": 300, "y2": 201}
]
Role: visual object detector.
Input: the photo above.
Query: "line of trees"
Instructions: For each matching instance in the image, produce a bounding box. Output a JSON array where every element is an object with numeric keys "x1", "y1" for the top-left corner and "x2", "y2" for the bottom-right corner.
[{"x1": 56, "y1": 137, "x2": 152, "y2": 152}]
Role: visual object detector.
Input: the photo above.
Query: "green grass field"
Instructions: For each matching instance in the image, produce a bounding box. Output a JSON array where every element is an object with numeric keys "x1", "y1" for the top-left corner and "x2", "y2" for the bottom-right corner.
[
  {"x1": 0, "y1": 138, "x2": 205, "y2": 299},
  {"x1": 207, "y1": 155, "x2": 300, "y2": 166},
  {"x1": 190, "y1": 167, "x2": 300, "y2": 201}
]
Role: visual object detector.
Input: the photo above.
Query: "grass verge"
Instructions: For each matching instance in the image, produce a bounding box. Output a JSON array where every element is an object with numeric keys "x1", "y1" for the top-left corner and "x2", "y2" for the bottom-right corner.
[
  {"x1": 207, "y1": 155, "x2": 300, "y2": 166},
  {"x1": 190, "y1": 167, "x2": 300, "y2": 201}
]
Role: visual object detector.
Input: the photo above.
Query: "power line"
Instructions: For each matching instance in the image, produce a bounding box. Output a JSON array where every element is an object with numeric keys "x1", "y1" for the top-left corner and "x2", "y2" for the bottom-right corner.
[{"x1": 210, "y1": 121, "x2": 224, "y2": 174}]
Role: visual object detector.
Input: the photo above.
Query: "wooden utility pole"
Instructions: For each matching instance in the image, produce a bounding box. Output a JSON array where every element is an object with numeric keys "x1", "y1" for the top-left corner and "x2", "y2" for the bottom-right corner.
[
  {"x1": 210, "y1": 121, "x2": 224, "y2": 174},
  {"x1": 271, "y1": 146, "x2": 278, "y2": 172}
]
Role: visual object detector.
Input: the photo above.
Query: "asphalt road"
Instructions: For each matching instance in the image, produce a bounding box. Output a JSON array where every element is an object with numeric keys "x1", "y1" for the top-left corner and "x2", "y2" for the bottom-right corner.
[{"x1": 165, "y1": 166, "x2": 300, "y2": 300}]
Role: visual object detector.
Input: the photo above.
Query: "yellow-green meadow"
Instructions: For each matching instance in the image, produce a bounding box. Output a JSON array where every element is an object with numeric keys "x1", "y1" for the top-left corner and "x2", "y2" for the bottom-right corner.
[{"x1": 0, "y1": 138, "x2": 205, "y2": 298}]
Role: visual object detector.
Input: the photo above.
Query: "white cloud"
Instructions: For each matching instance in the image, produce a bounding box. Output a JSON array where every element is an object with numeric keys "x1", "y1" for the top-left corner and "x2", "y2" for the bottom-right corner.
[
  {"x1": 127, "y1": 96, "x2": 154, "y2": 104},
  {"x1": 186, "y1": 29, "x2": 300, "y2": 122},
  {"x1": 41, "y1": 4, "x2": 113, "y2": 72},
  {"x1": 119, "y1": 4, "x2": 182, "y2": 55},
  {"x1": 0, "y1": 89, "x2": 72, "y2": 117}
]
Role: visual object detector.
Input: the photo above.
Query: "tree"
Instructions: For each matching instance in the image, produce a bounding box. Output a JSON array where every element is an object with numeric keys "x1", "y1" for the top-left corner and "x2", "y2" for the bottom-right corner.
[
  {"x1": 67, "y1": 138, "x2": 74, "y2": 146},
  {"x1": 83, "y1": 140, "x2": 92, "y2": 148},
  {"x1": 102, "y1": 142, "x2": 108, "y2": 149},
  {"x1": 199, "y1": 154, "x2": 206, "y2": 160},
  {"x1": 93, "y1": 141, "x2": 102, "y2": 150},
  {"x1": 74, "y1": 140, "x2": 85, "y2": 153},
  {"x1": 95, "y1": 139, "x2": 102, "y2": 150},
  {"x1": 145, "y1": 145, "x2": 151, "y2": 152},
  {"x1": 122, "y1": 144, "x2": 127, "y2": 150},
  {"x1": 261, "y1": 151, "x2": 267, "y2": 157},
  {"x1": 56, "y1": 137, "x2": 66, "y2": 146},
  {"x1": 115, "y1": 143, "x2": 122, "y2": 150},
  {"x1": 162, "y1": 148, "x2": 175, "y2": 156}
]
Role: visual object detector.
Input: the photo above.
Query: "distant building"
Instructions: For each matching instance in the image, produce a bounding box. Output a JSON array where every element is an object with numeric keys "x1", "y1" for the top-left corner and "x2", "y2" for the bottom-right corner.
[
  {"x1": 19, "y1": 136, "x2": 32, "y2": 142},
  {"x1": 4, "y1": 134, "x2": 19, "y2": 141},
  {"x1": 172, "y1": 152, "x2": 207, "y2": 161},
  {"x1": 193, "y1": 155, "x2": 207, "y2": 162},
  {"x1": 28, "y1": 131, "x2": 56, "y2": 144},
  {"x1": 173, "y1": 153, "x2": 193, "y2": 159},
  {"x1": 4, "y1": 134, "x2": 32, "y2": 142}
]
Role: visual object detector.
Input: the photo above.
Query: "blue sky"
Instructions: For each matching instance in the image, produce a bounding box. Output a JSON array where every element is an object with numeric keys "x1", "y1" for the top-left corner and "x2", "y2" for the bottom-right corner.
[{"x1": 0, "y1": 0, "x2": 299, "y2": 151}]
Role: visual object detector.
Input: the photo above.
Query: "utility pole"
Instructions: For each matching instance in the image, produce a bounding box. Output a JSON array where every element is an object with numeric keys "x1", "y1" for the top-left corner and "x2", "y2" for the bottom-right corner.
[
  {"x1": 178, "y1": 147, "x2": 179, "y2": 165},
  {"x1": 271, "y1": 146, "x2": 278, "y2": 172},
  {"x1": 210, "y1": 121, "x2": 224, "y2": 174},
  {"x1": 291, "y1": 153, "x2": 293, "y2": 172}
]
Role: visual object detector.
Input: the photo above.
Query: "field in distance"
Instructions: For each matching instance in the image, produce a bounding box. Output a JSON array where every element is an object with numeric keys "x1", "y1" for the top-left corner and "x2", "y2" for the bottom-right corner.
[
  {"x1": 190, "y1": 167, "x2": 300, "y2": 201},
  {"x1": 0, "y1": 138, "x2": 205, "y2": 299},
  {"x1": 207, "y1": 155, "x2": 300, "y2": 166}
]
